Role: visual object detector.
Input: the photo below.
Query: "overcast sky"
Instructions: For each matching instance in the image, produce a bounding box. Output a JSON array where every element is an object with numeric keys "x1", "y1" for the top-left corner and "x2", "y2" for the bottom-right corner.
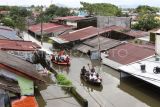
[{"x1": 0, "y1": 0, "x2": 160, "y2": 8}]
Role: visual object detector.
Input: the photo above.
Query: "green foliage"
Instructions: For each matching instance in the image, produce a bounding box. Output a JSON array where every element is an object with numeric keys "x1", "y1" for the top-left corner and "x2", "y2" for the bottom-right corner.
[
  {"x1": 1, "y1": 17, "x2": 15, "y2": 28},
  {"x1": 132, "y1": 12, "x2": 160, "y2": 31},
  {"x1": 8, "y1": 6, "x2": 31, "y2": 31},
  {"x1": 56, "y1": 74, "x2": 72, "y2": 86},
  {"x1": 10, "y1": 6, "x2": 31, "y2": 17},
  {"x1": 36, "y1": 4, "x2": 72, "y2": 23},
  {"x1": 80, "y1": 2, "x2": 122, "y2": 16},
  {"x1": 136, "y1": 5, "x2": 159, "y2": 14}
]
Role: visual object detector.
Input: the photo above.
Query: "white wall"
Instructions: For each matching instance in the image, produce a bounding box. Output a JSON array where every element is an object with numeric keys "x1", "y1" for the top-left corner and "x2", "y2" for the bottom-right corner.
[
  {"x1": 156, "y1": 34, "x2": 160, "y2": 55},
  {"x1": 66, "y1": 21, "x2": 77, "y2": 27}
]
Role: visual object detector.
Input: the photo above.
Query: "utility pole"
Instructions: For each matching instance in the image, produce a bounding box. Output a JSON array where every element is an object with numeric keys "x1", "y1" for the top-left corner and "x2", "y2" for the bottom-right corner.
[{"x1": 40, "y1": 5, "x2": 43, "y2": 45}]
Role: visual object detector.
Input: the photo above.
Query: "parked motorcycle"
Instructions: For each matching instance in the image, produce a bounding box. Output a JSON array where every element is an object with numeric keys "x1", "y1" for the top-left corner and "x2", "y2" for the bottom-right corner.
[{"x1": 153, "y1": 66, "x2": 160, "y2": 74}]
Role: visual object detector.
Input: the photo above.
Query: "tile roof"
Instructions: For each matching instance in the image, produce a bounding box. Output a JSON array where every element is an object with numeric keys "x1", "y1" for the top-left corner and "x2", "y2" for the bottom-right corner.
[
  {"x1": 0, "y1": 39, "x2": 41, "y2": 51},
  {"x1": 0, "y1": 51, "x2": 45, "y2": 82},
  {"x1": 108, "y1": 43, "x2": 155, "y2": 65},
  {"x1": 54, "y1": 16, "x2": 87, "y2": 21},
  {"x1": 58, "y1": 26, "x2": 106, "y2": 42},
  {"x1": 29, "y1": 23, "x2": 73, "y2": 35}
]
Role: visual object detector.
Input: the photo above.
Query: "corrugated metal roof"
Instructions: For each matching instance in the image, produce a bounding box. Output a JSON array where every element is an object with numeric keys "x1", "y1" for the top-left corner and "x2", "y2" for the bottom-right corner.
[
  {"x1": 75, "y1": 36, "x2": 122, "y2": 53},
  {"x1": 0, "y1": 39, "x2": 41, "y2": 51},
  {"x1": 0, "y1": 75, "x2": 20, "y2": 94},
  {"x1": 0, "y1": 26, "x2": 21, "y2": 40},
  {"x1": 125, "y1": 30, "x2": 149, "y2": 38},
  {"x1": 103, "y1": 25, "x2": 130, "y2": 32},
  {"x1": 108, "y1": 43, "x2": 155, "y2": 65},
  {"x1": 29, "y1": 23, "x2": 73, "y2": 35},
  {"x1": 57, "y1": 26, "x2": 106, "y2": 42},
  {"x1": 0, "y1": 51, "x2": 45, "y2": 82}
]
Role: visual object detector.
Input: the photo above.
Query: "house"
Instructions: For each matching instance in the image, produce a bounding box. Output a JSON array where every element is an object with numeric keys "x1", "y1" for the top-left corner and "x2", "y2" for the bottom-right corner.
[
  {"x1": 50, "y1": 26, "x2": 106, "y2": 48},
  {"x1": 28, "y1": 23, "x2": 74, "y2": 38},
  {"x1": 102, "y1": 25, "x2": 149, "y2": 41},
  {"x1": 117, "y1": 28, "x2": 160, "y2": 96},
  {"x1": 0, "y1": 39, "x2": 41, "y2": 62},
  {"x1": 101, "y1": 43, "x2": 155, "y2": 69},
  {"x1": 0, "y1": 51, "x2": 45, "y2": 81},
  {"x1": 97, "y1": 16, "x2": 131, "y2": 28},
  {"x1": 0, "y1": 51, "x2": 45, "y2": 95},
  {"x1": 52, "y1": 16, "x2": 97, "y2": 29}
]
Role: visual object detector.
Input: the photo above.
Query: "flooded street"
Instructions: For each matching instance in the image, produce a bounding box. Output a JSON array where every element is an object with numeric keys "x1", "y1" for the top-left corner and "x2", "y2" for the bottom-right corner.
[{"x1": 51, "y1": 53, "x2": 160, "y2": 107}]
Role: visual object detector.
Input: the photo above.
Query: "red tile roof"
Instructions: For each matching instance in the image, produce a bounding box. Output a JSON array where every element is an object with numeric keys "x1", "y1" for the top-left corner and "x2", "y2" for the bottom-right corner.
[
  {"x1": 108, "y1": 43, "x2": 155, "y2": 65},
  {"x1": 29, "y1": 23, "x2": 73, "y2": 34},
  {"x1": 54, "y1": 16, "x2": 86, "y2": 21},
  {"x1": 59, "y1": 26, "x2": 106, "y2": 42},
  {"x1": 0, "y1": 39, "x2": 41, "y2": 51}
]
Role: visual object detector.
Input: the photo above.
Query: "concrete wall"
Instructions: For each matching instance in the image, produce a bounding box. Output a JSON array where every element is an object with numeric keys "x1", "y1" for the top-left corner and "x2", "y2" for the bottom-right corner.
[
  {"x1": 156, "y1": 34, "x2": 160, "y2": 55},
  {"x1": 97, "y1": 16, "x2": 131, "y2": 28}
]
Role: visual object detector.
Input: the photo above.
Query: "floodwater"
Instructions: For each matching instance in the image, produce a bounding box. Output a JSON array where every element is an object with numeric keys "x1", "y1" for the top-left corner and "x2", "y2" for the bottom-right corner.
[
  {"x1": 25, "y1": 32, "x2": 160, "y2": 107},
  {"x1": 51, "y1": 52, "x2": 160, "y2": 107}
]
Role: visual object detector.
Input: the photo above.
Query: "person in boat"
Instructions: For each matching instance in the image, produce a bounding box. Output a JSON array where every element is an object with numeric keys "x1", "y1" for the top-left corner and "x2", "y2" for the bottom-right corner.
[
  {"x1": 81, "y1": 66, "x2": 87, "y2": 76},
  {"x1": 66, "y1": 56, "x2": 69, "y2": 63},
  {"x1": 89, "y1": 74, "x2": 94, "y2": 81},
  {"x1": 91, "y1": 66, "x2": 96, "y2": 75}
]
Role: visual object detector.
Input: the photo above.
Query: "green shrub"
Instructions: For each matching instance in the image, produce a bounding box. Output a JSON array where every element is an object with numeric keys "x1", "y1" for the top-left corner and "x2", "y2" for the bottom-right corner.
[{"x1": 56, "y1": 74, "x2": 72, "y2": 86}]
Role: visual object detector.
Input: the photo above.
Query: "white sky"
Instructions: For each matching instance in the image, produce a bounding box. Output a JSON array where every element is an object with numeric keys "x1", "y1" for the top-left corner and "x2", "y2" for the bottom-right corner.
[{"x1": 0, "y1": 0, "x2": 160, "y2": 8}]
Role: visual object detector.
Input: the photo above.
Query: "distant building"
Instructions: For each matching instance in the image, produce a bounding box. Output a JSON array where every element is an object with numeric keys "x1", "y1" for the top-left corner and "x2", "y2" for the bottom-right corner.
[
  {"x1": 50, "y1": 26, "x2": 106, "y2": 48},
  {"x1": 28, "y1": 23, "x2": 74, "y2": 37},
  {"x1": 51, "y1": 16, "x2": 97, "y2": 29},
  {"x1": 97, "y1": 16, "x2": 131, "y2": 28}
]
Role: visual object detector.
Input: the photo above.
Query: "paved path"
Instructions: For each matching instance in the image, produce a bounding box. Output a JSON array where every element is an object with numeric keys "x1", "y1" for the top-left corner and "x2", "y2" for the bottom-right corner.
[{"x1": 23, "y1": 32, "x2": 53, "y2": 54}]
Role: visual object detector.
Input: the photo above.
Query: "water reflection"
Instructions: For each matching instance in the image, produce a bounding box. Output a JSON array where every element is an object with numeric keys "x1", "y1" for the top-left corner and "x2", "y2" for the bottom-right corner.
[
  {"x1": 50, "y1": 51, "x2": 160, "y2": 107},
  {"x1": 119, "y1": 77, "x2": 160, "y2": 107},
  {"x1": 80, "y1": 78, "x2": 103, "y2": 92}
]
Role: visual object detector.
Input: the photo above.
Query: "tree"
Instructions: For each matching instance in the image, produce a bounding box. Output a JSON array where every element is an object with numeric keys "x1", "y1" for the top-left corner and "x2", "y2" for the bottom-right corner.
[
  {"x1": 132, "y1": 5, "x2": 160, "y2": 31},
  {"x1": 132, "y1": 14, "x2": 160, "y2": 31},
  {"x1": 80, "y1": 2, "x2": 122, "y2": 16},
  {"x1": 1, "y1": 17, "x2": 15, "y2": 28},
  {"x1": 136, "y1": 5, "x2": 159, "y2": 14},
  {"x1": 36, "y1": 4, "x2": 72, "y2": 23},
  {"x1": 8, "y1": 6, "x2": 31, "y2": 31}
]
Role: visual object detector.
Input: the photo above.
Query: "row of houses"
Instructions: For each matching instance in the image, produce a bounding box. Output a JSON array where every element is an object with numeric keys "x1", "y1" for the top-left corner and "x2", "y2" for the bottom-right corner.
[
  {"x1": 27, "y1": 15, "x2": 160, "y2": 96},
  {"x1": 0, "y1": 26, "x2": 47, "y2": 106}
]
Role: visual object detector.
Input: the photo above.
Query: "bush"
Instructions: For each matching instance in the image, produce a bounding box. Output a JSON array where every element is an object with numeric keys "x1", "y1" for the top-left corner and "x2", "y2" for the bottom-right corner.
[{"x1": 56, "y1": 74, "x2": 72, "y2": 86}]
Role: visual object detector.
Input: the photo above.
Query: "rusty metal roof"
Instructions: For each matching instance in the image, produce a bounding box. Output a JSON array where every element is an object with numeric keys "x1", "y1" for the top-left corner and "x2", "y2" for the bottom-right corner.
[
  {"x1": 0, "y1": 39, "x2": 41, "y2": 51},
  {"x1": 0, "y1": 51, "x2": 45, "y2": 82},
  {"x1": 29, "y1": 23, "x2": 73, "y2": 35},
  {"x1": 108, "y1": 43, "x2": 155, "y2": 65},
  {"x1": 75, "y1": 36, "x2": 122, "y2": 53},
  {"x1": 103, "y1": 25, "x2": 130, "y2": 32},
  {"x1": 58, "y1": 26, "x2": 106, "y2": 42},
  {"x1": 125, "y1": 30, "x2": 149, "y2": 38}
]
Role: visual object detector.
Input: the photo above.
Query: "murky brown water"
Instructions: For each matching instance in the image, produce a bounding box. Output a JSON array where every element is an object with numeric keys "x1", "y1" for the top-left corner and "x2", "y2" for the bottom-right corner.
[{"x1": 50, "y1": 53, "x2": 160, "y2": 107}]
